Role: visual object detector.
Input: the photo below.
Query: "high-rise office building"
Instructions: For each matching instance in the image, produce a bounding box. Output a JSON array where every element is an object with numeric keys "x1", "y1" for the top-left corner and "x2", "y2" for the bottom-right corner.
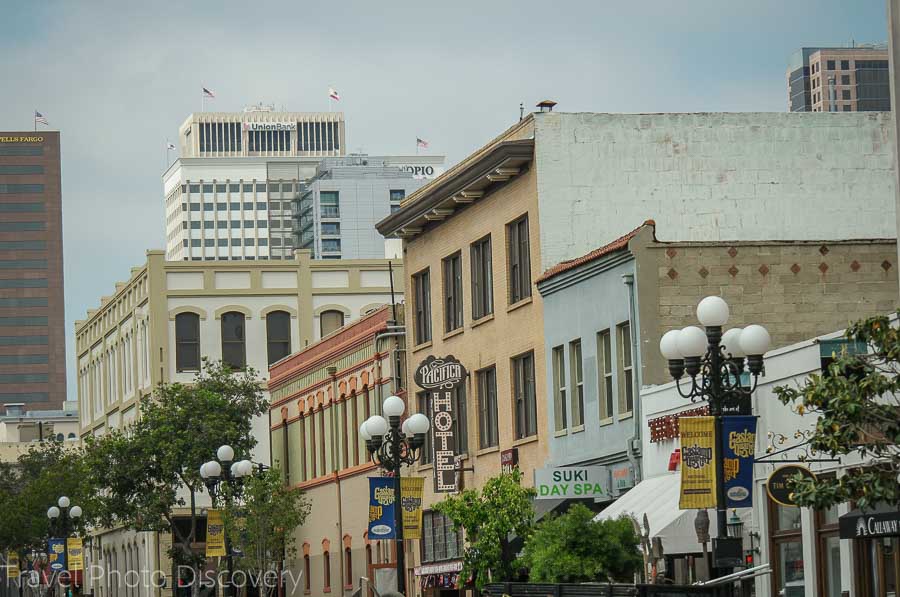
[
  {"x1": 164, "y1": 105, "x2": 443, "y2": 261},
  {"x1": 787, "y1": 44, "x2": 891, "y2": 112},
  {"x1": 0, "y1": 132, "x2": 66, "y2": 410}
]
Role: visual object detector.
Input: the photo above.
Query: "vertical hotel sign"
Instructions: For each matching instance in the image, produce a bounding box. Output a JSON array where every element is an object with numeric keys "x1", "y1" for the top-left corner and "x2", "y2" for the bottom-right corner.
[
  {"x1": 679, "y1": 416, "x2": 718, "y2": 509},
  {"x1": 415, "y1": 355, "x2": 466, "y2": 493}
]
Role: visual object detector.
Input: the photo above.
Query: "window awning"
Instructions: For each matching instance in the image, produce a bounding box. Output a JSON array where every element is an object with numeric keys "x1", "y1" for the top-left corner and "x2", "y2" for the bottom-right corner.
[
  {"x1": 839, "y1": 503, "x2": 900, "y2": 539},
  {"x1": 593, "y1": 473, "x2": 747, "y2": 555}
]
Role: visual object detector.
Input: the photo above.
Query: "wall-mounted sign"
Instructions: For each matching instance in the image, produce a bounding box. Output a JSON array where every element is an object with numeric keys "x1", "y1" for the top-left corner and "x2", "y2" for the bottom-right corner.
[
  {"x1": 766, "y1": 465, "x2": 815, "y2": 507},
  {"x1": 0, "y1": 136, "x2": 43, "y2": 143},
  {"x1": 397, "y1": 165, "x2": 443, "y2": 179},
  {"x1": 368, "y1": 477, "x2": 397, "y2": 539},
  {"x1": 679, "y1": 416, "x2": 718, "y2": 509},
  {"x1": 721, "y1": 416, "x2": 757, "y2": 508},
  {"x1": 500, "y1": 448, "x2": 519, "y2": 474},
  {"x1": 839, "y1": 505, "x2": 900, "y2": 539},
  {"x1": 610, "y1": 462, "x2": 635, "y2": 496},
  {"x1": 534, "y1": 466, "x2": 610, "y2": 500},
  {"x1": 243, "y1": 122, "x2": 297, "y2": 131},
  {"x1": 415, "y1": 355, "x2": 467, "y2": 493}
]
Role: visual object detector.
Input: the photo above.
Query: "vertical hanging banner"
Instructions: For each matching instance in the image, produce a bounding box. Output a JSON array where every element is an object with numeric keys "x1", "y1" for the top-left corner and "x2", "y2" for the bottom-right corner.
[
  {"x1": 205, "y1": 509, "x2": 226, "y2": 557},
  {"x1": 47, "y1": 539, "x2": 66, "y2": 572},
  {"x1": 401, "y1": 477, "x2": 425, "y2": 539},
  {"x1": 414, "y1": 355, "x2": 467, "y2": 493},
  {"x1": 7, "y1": 552, "x2": 19, "y2": 579},
  {"x1": 721, "y1": 416, "x2": 757, "y2": 508},
  {"x1": 368, "y1": 477, "x2": 397, "y2": 539},
  {"x1": 679, "y1": 416, "x2": 718, "y2": 509},
  {"x1": 66, "y1": 538, "x2": 84, "y2": 572}
]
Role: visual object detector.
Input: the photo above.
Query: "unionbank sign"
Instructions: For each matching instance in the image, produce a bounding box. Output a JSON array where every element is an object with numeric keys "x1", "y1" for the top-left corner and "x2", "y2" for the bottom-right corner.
[
  {"x1": 415, "y1": 355, "x2": 466, "y2": 493},
  {"x1": 243, "y1": 122, "x2": 297, "y2": 131},
  {"x1": 534, "y1": 466, "x2": 610, "y2": 500}
]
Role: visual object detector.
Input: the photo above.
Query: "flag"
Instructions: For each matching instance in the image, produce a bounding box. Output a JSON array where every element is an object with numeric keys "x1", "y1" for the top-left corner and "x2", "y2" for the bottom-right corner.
[
  {"x1": 416, "y1": 137, "x2": 429, "y2": 149},
  {"x1": 202, "y1": 87, "x2": 215, "y2": 98},
  {"x1": 166, "y1": 142, "x2": 176, "y2": 151},
  {"x1": 34, "y1": 111, "x2": 48, "y2": 126},
  {"x1": 328, "y1": 87, "x2": 340, "y2": 101}
]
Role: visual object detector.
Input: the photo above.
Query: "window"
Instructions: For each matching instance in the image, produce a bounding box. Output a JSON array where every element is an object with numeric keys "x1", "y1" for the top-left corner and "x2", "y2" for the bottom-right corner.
[
  {"x1": 304, "y1": 554, "x2": 311, "y2": 593},
  {"x1": 0, "y1": 165, "x2": 44, "y2": 175},
  {"x1": 322, "y1": 239, "x2": 341, "y2": 253},
  {"x1": 257, "y1": 220, "x2": 268, "y2": 228},
  {"x1": 320, "y1": 191, "x2": 340, "y2": 218},
  {"x1": 389, "y1": 189, "x2": 405, "y2": 202},
  {"x1": 0, "y1": 222, "x2": 45, "y2": 232},
  {"x1": 220, "y1": 312, "x2": 246, "y2": 370},
  {"x1": 202, "y1": 184, "x2": 213, "y2": 193},
  {"x1": 190, "y1": 221, "x2": 201, "y2": 229},
  {"x1": 842, "y1": 105, "x2": 852, "y2": 112},
  {"x1": 842, "y1": 89, "x2": 851, "y2": 100},
  {"x1": 598, "y1": 330, "x2": 614, "y2": 420},
  {"x1": 266, "y1": 311, "x2": 292, "y2": 365},
  {"x1": 417, "y1": 392, "x2": 433, "y2": 464},
  {"x1": 217, "y1": 238, "x2": 228, "y2": 247},
  {"x1": 570, "y1": 339, "x2": 584, "y2": 427},
  {"x1": 470, "y1": 235, "x2": 493, "y2": 320},
  {"x1": 841, "y1": 74, "x2": 851, "y2": 85},
  {"x1": 442, "y1": 252, "x2": 463, "y2": 332},
  {"x1": 256, "y1": 183, "x2": 267, "y2": 192},
  {"x1": 841, "y1": 60, "x2": 850, "y2": 70},
  {"x1": 507, "y1": 215, "x2": 531, "y2": 303},
  {"x1": 344, "y1": 547, "x2": 352, "y2": 588},
  {"x1": 769, "y1": 497, "x2": 805, "y2": 597},
  {"x1": 321, "y1": 222, "x2": 340, "y2": 235},
  {"x1": 815, "y1": 491, "x2": 843, "y2": 596},
  {"x1": 826, "y1": 59, "x2": 835, "y2": 70},
  {"x1": 451, "y1": 385, "x2": 468, "y2": 454},
  {"x1": 552, "y1": 346, "x2": 567, "y2": 432},
  {"x1": 175, "y1": 313, "x2": 200, "y2": 372},
  {"x1": 422, "y1": 511, "x2": 463, "y2": 563},
  {"x1": 0, "y1": 184, "x2": 44, "y2": 193},
  {"x1": 413, "y1": 269, "x2": 432, "y2": 344},
  {"x1": 477, "y1": 367, "x2": 498, "y2": 449},
  {"x1": 617, "y1": 322, "x2": 634, "y2": 415},
  {"x1": 320, "y1": 310, "x2": 344, "y2": 337},
  {"x1": 513, "y1": 351, "x2": 537, "y2": 439}
]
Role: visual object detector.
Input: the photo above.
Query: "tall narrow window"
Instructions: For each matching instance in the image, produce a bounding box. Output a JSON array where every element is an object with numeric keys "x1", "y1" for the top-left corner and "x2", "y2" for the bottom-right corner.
[
  {"x1": 470, "y1": 235, "x2": 493, "y2": 320},
  {"x1": 507, "y1": 215, "x2": 531, "y2": 304},
  {"x1": 570, "y1": 339, "x2": 584, "y2": 427},
  {"x1": 344, "y1": 547, "x2": 352, "y2": 587},
  {"x1": 513, "y1": 351, "x2": 537, "y2": 439},
  {"x1": 319, "y1": 310, "x2": 344, "y2": 337},
  {"x1": 413, "y1": 269, "x2": 431, "y2": 344},
  {"x1": 304, "y1": 555, "x2": 311, "y2": 593},
  {"x1": 452, "y1": 385, "x2": 468, "y2": 454},
  {"x1": 266, "y1": 310, "x2": 292, "y2": 365},
  {"x1": 598, "y1": 330, "x2": 614, "y2": 421},
  {"x1": 417, "y1": 392, "x2": 432, "y2": 464},
  {"x1": 552, "y1": 346, "x2": 568, "y2": 432},
  {"x1": 323, "y1": 550, "x2": 331, "y2": 592},
  {"x1": 477, "y1": 366, "x2": 498, "y2": 449},
  {"x1": 320, "y1": 191, "x2": 340, "y2": 218},
  {"x1": 443, "y1": 252, "x2": 463, "y2": 332},
  {"x1": 617, "y1": 322, "x2": 633, "y2": 415},
  {"x1": 220, "y1": 312, "x2": 246, "y2": 370}
]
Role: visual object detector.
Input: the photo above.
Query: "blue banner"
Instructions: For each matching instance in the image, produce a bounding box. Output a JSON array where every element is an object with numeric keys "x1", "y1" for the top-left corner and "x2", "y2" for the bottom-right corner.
[
  {"x1": 367, "y1": 478, "x2": 396, "y2": 540},
  {"x1": 47, "y1": 538, "x2": 66, "y2": 572},
  {"x1": 721, "y1": 416, "x2": 757, "y2": 508}
]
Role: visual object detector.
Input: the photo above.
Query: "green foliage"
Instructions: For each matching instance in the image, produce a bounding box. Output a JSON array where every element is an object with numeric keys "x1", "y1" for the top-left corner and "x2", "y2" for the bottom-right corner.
[
  {"x1": 774, "y1": 312, "x2": 900, "y2": 509},
  {"x1": 519, "y1": 504, "x2": 641, "y2": 583},
  {"x1": 434, "y1": 469, "x2": 535, "y2": 591}
]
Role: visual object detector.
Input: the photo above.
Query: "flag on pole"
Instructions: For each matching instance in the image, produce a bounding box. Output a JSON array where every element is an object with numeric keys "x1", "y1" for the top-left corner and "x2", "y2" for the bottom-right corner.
[
  {"x1": 328, "y1": 87, "x2": 340, "y2": 101},
  {"x1": 416, "y1": 137, "x2": 429, "y2": 149},
  {"x1": 166, "y1": 142, "x2": 176, "y2": 150},
  {"x1": 202, "y1": 87, "x2": 215, "y2": 98},
  {"x1": 34, "y1": 111, "x2": 48, "y2": 126}
]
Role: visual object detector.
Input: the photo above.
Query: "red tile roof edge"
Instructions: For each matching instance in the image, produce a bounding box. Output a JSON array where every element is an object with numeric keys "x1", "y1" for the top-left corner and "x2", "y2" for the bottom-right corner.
[{"x1": 536, "y1": 220, "x2": 656, "y2": 284}]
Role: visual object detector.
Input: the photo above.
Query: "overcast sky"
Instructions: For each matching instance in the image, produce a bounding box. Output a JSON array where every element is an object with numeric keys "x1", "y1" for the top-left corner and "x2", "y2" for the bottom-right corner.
[{"x1": 0, "y1": 0, "x2": 890, "y2": 399}]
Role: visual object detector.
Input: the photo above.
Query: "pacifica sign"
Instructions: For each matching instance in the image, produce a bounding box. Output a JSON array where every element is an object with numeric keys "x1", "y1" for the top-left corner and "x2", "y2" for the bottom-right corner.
[{"x1": 414, "y1": 355, "x2": 466, "y2": 493}]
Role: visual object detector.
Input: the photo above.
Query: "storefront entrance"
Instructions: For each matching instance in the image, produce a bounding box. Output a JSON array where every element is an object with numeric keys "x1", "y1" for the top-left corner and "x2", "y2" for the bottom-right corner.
[{"x1": 840, "y1": 503, "x2": 900, "y2": 597}]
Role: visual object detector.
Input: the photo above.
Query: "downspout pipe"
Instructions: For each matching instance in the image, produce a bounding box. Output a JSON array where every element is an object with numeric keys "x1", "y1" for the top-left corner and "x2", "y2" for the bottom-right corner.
[{"x1": 622, "y1": 273, "x2": 643, "y2": 483}]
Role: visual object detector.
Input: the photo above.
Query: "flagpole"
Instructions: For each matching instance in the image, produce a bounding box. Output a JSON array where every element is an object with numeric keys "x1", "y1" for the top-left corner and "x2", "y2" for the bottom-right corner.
[{"x1": 34, "y1": 111, "x2": 36, "y2": 132}]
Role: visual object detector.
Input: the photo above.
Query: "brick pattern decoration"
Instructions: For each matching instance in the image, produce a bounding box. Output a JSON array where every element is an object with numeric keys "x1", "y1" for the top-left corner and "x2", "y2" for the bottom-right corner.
[{"x1": 654, "y1": 241, "x2": 899, "y2": 350}]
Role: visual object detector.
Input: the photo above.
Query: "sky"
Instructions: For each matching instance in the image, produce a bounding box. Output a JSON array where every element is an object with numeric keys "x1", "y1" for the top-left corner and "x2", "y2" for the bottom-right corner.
[{"x1": 0, "y1": 0, "x2": 890, "y2": 400}]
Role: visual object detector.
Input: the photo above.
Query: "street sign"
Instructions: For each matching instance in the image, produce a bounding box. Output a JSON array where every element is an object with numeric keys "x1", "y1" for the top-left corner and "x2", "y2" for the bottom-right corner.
[{"x1": 534, "y1": 466, "x2": 610, "y2": 500}]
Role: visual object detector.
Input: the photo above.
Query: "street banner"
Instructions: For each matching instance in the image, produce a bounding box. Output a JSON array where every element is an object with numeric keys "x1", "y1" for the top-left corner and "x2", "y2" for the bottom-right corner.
[
  {"x1": 66, "y1": 538, "x2": 84, "y2": 572},
  {"x1": 679, "y1": 416, "x2": 718, "y2": 509},
  {"x1": 368, "y1": 477, "x2": 397, "y2": 539},
  {"x1": 47, "y1": 539, "x2": 66, "y2": 572},
  {"x1": 206, "y1": 509, "x2": 226, "y2": 557},
  {"x1": 401, "y1": 477, "x2": 425, "y2": 539},
  {"x1": 721, "y1": 416, "x2": 757, "y2": 508},
  {"x1": 7, "y1": 551, "x2": 19, "y2": 579},
  {"x1": 414, "y1": 355, "x2": 466, "y2": 493}
]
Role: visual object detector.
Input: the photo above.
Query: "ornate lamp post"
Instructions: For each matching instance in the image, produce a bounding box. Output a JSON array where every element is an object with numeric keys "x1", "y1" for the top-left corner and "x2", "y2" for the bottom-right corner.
[
  {"x1": 360, "y1": 396, "x2": 431, "y2": 596},
  {"x1": 200, "y1": 445, "x2": 258, "y2": 597},
  {"x1": 658, "y1": 296, "x2": 769, "y2": 577},
  {"x1": 47, "y1": 496, "x2": 82, "y2": 593}
]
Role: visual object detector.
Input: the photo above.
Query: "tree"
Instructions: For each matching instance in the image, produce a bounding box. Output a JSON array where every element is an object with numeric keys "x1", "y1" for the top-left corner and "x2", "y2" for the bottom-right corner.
[
  {"x1": 434, "y1": 470, "x2": 535, "y2": 591},
  {"x1": 519, "y1": 504, "x2": 641, "y2": 584},
  {"x1": 222, "y1": 468, "x2": 310, "y2": 597},
  {"x1": 774, "y1": 312, "x2": 900, "y2": 509},
  {"x1": 83, "y1": 361, "x2": 269, "y2": 596}
]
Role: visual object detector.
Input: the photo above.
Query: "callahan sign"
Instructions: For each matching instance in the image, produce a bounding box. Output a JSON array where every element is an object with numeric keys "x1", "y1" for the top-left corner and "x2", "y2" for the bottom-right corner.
[{"x1": 415, "y1": 355, "x2": 466, "y2": 493}]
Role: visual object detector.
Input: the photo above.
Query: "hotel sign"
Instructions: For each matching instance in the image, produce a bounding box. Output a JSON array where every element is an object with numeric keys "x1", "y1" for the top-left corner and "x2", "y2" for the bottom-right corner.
[
  {"x1": 243, "y1": 122, "x2": 297, "y2": 131},
  {"x1": 415, "y1": 355, "x2": 466, "y2": 493}
]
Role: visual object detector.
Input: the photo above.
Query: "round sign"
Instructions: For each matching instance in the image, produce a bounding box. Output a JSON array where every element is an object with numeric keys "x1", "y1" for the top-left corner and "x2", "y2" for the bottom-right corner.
[{"x1": 766, "y1": 465, "x2": 816, "y2": 507}]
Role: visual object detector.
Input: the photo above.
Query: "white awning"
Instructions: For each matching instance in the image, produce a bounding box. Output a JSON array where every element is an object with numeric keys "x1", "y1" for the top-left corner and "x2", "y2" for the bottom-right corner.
[{"x1": 593, "y1": 473, "x2": 726, "y2": 555}]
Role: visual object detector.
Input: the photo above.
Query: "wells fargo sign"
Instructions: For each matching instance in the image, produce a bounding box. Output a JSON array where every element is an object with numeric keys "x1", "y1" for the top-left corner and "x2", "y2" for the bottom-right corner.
[
  {"x1": 414, "y1": 355, "x2": 466, "y2": 493},
  {"x1": 0, "y1": 136, "x2": 43, "y2": 143}
]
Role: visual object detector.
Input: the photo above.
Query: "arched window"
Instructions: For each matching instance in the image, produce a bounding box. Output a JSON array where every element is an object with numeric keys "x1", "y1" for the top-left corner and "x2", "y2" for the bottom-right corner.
[
  {"x1": 221, "y1": 312, "x2": 246, "y2": 370},
  {"x1": 323, "y1": 550, "x2": 331, "y2": 591},
  {"x1": 55, "y1": 433, "x2": 64, "y2": 442},
  {"x1": 303, "y1": 555, "x2": 311, "y2": 593},
  {"x1": 344, "y1": 547, "x2": 352, "y2": 587},
  {"x1": 175, "y1": 313, "x2": 201, "y2": 372},
  {"x1": 67, "y1": 433, "x2": 76, "y2": 440},
  {"x1": 319, "y1": 310, "x2": 345, "y2": 338},
  {"x1": 266, "y1": 311, "x2": 292, "y2": 365}
]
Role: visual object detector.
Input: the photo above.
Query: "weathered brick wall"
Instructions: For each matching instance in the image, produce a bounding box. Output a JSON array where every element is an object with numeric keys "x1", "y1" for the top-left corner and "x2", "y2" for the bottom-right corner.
[{"x1": 638, "y1": 238, "x2": 899, "y2": 385}]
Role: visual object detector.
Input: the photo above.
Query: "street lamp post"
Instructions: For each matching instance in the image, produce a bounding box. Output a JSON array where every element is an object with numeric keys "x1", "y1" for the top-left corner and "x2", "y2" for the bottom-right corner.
[
  {"x1": 360, "y1": 396, "x2": 431, "y2": 596},
  {"x1": 658, "y1": 296, "x2": 769, "y2": 579},
  {"x1": 47, "y1": 496, "x2": 82, "y2": 597},
  {"x1": 200, "y1": 446, "x2": 257, "y2": 597}
]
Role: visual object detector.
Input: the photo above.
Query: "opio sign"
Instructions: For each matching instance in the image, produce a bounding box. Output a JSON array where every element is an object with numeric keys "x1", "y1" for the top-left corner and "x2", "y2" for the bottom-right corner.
[
  {"x1": 398, "y1": 165, "x2": 442, "y2": 179},
  {"x1": 415, "y1": 355, "x2": 467, "y2": 493},
  {"x1": 534, "y1": 466, "x2": 610, "y2": 500}
]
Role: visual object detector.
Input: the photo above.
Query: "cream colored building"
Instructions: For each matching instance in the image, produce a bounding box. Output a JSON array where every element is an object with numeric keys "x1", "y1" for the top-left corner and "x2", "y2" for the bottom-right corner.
[
  {"x1": 74, "y1": 249, "x2": 403, "y2": 597},
  {"x1": 0, "y1": 401, "x2": 80, "y2": 462}
]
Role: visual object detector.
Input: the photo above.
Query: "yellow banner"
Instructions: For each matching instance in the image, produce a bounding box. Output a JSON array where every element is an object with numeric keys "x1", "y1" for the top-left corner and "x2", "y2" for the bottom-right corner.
[
  {"x1": 400, "y1": 477, "x2": 425, "y2": 539},
  {"x1": 7, "y1": 552, "x2": 19, "y2": 579},
  {"x1": 206, "y1": 509, "x2": 226, "y2": 557},
  {"x1": 66, "y1": 538, "x2": 84, "y2": 572},
  {"x1": 679, "y1": 416, "x2": 718, "y2": 509}
]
